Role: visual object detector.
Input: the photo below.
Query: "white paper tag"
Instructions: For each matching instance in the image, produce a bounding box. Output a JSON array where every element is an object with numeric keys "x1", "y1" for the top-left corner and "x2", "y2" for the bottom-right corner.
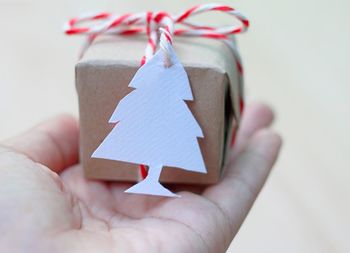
[{"x1": 92, "y1": 44, "x2": 206, "y2": 197}]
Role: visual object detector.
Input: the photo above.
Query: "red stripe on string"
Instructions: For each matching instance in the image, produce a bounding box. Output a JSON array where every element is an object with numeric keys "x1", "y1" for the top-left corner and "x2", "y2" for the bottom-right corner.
[
  {"x1": 202, "y1": 33, "x2": 227, "y2": 39},
  {"x1": 120, "y1": 28, "x2": 144, "y2": 35},
  {"x1": 164, "y1": 32, "x2": 173, "y2": 44},
  {"x1": 65, "y1": 27, "x2": 90, "y2": 35},
  {"x1": 148, "y1": 38, "x2": 156, "y2": 51},
  {"x1": 188, "y1": 25, "x2": 215, "y2": 30},
  {"x1": 231, "y1": 28, "x2": 242, "y2": 34},
  {"x1": 173, "y1": 29, "x2": 186, "y2": 36},
  {"x1": 154, "y1": 12, "x2": 171, "y2": 23},
  {"x1": 140, "y1": 164, "x2": 148, "y2": 179},
  {"x1": 140, "y1": 56, "x2": 146, "y2": 66},
  {"x1": 146, "y1": 12, "x2": 152, "y2": 35},
  {"x1": 176, "y1": 5, "x2": 198, "y2": 22},
  {"x1": 69, "y1": 17, "x2": 78, "y2": 27},
  {"x1": 128, "y1": 17, "x2": 141, "y2": 25},
  {"x1": 239, "y1": 98, "x2": 244, "y2": 114},
  {"x1": 92, "y1": 12, "x2": 111, "y2": 20},
  {"x1": 242, "y1": 19, "x2": 250, "y2": 27},
  {"x1": 212, "y1": 6, "x2": 235, "y2": 12},
  {"x1": 108, "y1": 14, "x2": 131, "y2": 28}
]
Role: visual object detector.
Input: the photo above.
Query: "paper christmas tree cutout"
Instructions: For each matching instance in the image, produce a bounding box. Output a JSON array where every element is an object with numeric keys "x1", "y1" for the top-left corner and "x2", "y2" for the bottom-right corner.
[{"x1": 92, "y1": 45, "x2": 206, "y2": 197}]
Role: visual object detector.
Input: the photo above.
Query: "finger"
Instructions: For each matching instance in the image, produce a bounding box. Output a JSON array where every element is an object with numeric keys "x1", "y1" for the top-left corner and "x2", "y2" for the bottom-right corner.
[
  {"x1": 2, "y1": 114, "x2": 79, "y2": 172},
  {"x1": 203, "y1": 129, "x2": 282, "y2": 233},
  {"x1": 232, "y1": 103, "x2": 275, "y2": 158}
]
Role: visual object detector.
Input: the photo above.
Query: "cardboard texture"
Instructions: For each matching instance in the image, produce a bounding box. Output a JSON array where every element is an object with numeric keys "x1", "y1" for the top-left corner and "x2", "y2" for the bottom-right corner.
[{"x1": 76, "y1": 36, "x2": 242, "y2": 184}]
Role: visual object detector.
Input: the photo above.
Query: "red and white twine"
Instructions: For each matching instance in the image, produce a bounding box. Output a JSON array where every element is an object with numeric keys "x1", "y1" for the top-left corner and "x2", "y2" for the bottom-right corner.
[
  {"x1": 64, "y1": 3, "x2": 249, "y2": 178},
  {"x1": 64, "y1": 3, "x2": 249, "y2": 66}
]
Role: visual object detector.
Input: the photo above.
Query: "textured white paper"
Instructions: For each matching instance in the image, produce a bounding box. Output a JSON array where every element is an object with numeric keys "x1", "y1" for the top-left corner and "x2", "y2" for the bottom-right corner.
[{"x1": 92, "y1": 44, "x2": 206, "y2": 197}]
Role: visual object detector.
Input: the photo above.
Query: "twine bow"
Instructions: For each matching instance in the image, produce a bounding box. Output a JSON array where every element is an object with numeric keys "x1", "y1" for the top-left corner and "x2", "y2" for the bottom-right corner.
[{"x1": 64, "y1": 3, "x2": 249, "y2": 67}]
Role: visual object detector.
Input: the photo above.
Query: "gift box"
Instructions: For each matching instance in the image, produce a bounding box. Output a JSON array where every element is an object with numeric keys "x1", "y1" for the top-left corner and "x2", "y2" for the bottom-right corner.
[{"x1": 76, "y1": 35, "x2": 243, "y2": 184}]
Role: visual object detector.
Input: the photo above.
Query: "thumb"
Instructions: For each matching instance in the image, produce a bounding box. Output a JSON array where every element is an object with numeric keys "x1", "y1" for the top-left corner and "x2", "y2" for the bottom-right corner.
[{"x1": 2, "y1": 114, "x2": 79, "y2": 172}]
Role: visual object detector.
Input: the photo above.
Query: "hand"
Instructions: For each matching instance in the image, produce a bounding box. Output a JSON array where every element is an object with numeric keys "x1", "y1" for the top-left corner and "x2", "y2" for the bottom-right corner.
[{"x1": 0, "y1": 103, "x2": 281, "y2": 253}]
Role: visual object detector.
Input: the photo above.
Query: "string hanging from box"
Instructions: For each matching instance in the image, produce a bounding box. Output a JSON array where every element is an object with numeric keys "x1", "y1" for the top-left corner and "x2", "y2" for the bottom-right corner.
[{"x1": 64, "y1": 3, "x2": 249, "y2": 179}]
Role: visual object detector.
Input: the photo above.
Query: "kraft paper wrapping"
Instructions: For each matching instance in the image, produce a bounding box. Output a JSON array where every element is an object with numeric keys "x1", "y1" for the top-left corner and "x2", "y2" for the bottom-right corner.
[{"x1": 76, "y1": 36, "x2": 242, "y2": 184}]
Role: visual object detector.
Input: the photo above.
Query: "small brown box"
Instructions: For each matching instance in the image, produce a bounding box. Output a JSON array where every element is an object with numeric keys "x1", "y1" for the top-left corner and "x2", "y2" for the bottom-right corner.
[{"x1": 76, "y1": 36, "x2": 242, "y2": 184}]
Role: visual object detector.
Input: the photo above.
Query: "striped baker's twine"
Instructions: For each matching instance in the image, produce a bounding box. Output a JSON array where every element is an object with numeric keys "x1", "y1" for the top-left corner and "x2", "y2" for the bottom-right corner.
[
  {"x1": 64, "y1": 3, "x2": 249, "y2": 178},
  {"x1": 64, "y1": 3, "x2": 249, "y2": 67}
]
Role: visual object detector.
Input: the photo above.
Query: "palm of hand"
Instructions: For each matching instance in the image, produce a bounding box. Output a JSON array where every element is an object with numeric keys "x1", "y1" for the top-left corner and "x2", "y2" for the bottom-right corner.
[{"x1": 0, "y1": 104, "x2": 281, "y2": 253}]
